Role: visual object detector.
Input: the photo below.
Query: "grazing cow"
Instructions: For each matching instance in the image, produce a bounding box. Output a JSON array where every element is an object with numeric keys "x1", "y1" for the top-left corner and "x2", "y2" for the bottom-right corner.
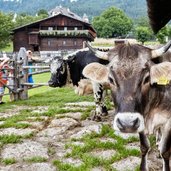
[
  {"x1": 83, "y1": 41, "x2": 171, "y2": 171},
  {"x1": 48, "y1": 48, "x2": 109, "y2": 120}
]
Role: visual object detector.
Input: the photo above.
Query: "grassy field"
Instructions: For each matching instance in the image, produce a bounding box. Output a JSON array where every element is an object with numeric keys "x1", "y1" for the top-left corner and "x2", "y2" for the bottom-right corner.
[
  {"x1": 2, "y1": 72, "x2": 96, "y2": 112},
  {"x1": 1, "y1": 39, "x2": 160, "y2": 53}
]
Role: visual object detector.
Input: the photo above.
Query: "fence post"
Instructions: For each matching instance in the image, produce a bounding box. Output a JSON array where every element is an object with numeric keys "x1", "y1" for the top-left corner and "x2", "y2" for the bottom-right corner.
[
  {"x1": 9, "y1": 54, "x2": 19, "y2": 101},
  {"x1": 83, "y1": 41, "x2": 86, "y2": 48},
  {"x1": 18, "y1": 47, "x2": 28, "y2": 100}
]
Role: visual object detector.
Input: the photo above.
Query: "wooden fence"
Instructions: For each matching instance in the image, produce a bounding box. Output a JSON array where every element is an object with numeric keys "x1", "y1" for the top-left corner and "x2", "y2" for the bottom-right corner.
[
  {"x1": 1, "y1": 43, "x2": 102, "y2": 101},
  {"x1": 0, "y1": 47, "x2": 65, "y2": 101}
]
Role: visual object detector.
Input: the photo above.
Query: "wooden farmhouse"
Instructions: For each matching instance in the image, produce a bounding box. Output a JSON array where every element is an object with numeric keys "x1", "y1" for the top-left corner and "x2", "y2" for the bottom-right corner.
[{"x1": 12, "y1": 6, "x2": 96, "y2": 52}]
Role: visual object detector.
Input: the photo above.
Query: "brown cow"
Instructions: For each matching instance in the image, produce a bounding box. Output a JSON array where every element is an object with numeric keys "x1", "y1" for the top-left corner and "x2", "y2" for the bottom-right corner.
[{"x1": 83, "y1": 41, "x2": 171, "y2": 171}]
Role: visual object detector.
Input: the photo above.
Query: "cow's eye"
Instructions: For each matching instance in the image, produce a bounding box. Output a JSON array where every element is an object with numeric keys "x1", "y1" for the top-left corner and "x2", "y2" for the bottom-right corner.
[
  {"x1": 109, "y1": 77, "x2": 114, "y2": 84},
  {"x1": 143, "y1": 75, "x2": 150, "y2": 85}
]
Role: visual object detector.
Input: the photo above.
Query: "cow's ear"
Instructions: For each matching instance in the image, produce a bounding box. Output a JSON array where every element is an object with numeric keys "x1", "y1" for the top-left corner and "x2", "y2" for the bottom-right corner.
[
  {"x1": 150, "y1": 62, "x2": 171, "y2": 85},
  {"x1": 83, "y1": 62, "x2": 109, "y2": 83}
]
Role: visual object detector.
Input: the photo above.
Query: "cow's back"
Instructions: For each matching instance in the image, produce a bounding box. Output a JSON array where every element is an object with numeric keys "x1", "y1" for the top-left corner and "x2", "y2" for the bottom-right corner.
[{"x1": 68, "y1": 50, "x2": 109, "y2": 86}]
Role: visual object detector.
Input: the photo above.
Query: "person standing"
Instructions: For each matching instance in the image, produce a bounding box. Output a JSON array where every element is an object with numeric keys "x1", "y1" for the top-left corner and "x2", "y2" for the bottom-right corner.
[
  {"x1": 0, "y1": 53, "x2": 10, "y2": 104},
  {"x1": 27, "y1": 50, "x2": 34, "y2": 84}
]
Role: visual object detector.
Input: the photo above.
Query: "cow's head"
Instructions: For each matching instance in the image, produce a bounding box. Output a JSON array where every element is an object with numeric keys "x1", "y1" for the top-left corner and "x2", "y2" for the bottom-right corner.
[
  {"x1": 48, "y1": 57, "x2": 68, "y2": 87},
  {"x1": 48, "y1": 53, "x2": 76, "y2": 87},
  {"x1": 83, "y1": 41, "x2": 171, "y2": 133}
]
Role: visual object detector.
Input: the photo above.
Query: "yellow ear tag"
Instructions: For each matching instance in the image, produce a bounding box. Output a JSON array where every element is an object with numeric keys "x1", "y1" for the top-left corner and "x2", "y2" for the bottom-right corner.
[{"x1": 157, "y1": 76, "x2": 169, "y2": 85}]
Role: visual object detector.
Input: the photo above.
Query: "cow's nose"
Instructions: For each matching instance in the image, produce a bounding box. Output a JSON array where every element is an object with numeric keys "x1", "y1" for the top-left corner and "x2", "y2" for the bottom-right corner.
[
  {"x1": 113, "y1": 112, "x2": 145, "y2": 133},
  {"x1": 116, "y1": 118, "x2": 124, "y2": 130},
  {"x1": 48, "y1": 80, "x2": 55, "y2": 87},
  {"x1": 132, "y1": 118, "x2": 140, "y2": 129},
  {"x1": 116, "y1": 117, "x2": 140, "y2": 132}
]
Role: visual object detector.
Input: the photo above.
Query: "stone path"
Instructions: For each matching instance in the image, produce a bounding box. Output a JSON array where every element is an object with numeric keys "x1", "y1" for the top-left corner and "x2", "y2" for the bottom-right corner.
[{"x1": 0, "y1": 103, "x2": 165, "y2": 171}]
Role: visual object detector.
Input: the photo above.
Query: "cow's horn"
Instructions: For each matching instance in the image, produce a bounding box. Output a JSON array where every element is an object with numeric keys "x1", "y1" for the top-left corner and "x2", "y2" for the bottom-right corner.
[
  {"x1": 151, "y1": 40, "x2": 171, "y2": 58},
  {"x1": 85, "y1": 42, "x2": 109, "y2": 60}
]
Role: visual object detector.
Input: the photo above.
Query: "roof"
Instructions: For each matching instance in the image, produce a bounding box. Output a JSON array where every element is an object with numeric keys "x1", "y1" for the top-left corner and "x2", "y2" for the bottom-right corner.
[
  {"x1": 49, "y1": 6, "x2": 86, "y2": 23},
  {"x1": 12, "y1": 6, "x2": 95, "y2": 33},
  {"x1": 147, "y1": 0, "x2": 171, "y2": 34}
]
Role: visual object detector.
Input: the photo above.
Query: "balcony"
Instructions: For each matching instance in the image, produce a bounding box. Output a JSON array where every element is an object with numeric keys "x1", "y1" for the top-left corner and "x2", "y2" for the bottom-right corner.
[{"x1": 39, "y1": 30, "x2": 90, "y2": 38}]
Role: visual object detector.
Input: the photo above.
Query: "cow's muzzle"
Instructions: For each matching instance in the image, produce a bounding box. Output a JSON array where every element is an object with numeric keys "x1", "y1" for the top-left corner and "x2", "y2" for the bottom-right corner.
[
  {"x1": 48, "y1": 80, "x2": 58, "y2": 87},
  {"x1": 113, "y1": 112, "x2": 145, "y2": 133}
]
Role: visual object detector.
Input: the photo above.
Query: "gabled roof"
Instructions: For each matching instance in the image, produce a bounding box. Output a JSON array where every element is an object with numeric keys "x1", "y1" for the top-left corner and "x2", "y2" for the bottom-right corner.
[
  {"x1": 147, "y1": 0, "x2": 171, "y2": 34},
  {"x1": 49, "y1": 6, "x2": 85, "y2": 23},
  {"x1": 12, "y1": 6, "x2": 96, "y2": 33}
]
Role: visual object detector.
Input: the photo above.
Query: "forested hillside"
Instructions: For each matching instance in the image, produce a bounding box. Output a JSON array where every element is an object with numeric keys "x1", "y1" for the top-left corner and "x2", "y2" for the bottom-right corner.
[{"x1": 0, "y1": 0, "x2": 147, "y2": 20}]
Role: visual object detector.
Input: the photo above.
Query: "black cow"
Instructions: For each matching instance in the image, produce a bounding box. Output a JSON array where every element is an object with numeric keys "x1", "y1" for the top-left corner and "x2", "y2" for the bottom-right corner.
[
  {"x1": 48, "y1": 48, "x2": 109, "y2": 120},
  {"x1": 83, "y1": 42, "x2": 171, "y2": 171}
]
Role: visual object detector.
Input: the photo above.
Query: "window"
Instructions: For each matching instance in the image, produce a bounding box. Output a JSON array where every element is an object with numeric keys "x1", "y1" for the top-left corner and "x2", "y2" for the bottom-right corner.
[
  {"x1": 48, "y1": 27, "x2": 53, "y2": 31},
  {"x1": 64, "y1": 27, "x2": 67, "y2": 31},
  {"x1": 48, "y1": 40, "x2": 51, "y2": 46},
  {"x1": 74, "y1": 40, "x2": 77, "y2": 46},
  {"x1": 63, "y1": 41, "x2": 66, "y2": 45}
]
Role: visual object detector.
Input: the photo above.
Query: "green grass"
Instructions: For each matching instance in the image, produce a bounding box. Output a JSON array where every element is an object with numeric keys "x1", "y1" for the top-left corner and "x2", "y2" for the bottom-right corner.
[
  {"x1": 53, "y1": 125, "x2": 140, "y2": 171},
  {"x1": 0, "y1": 133, "x2": 34, "y2": 147},
  {"x1": 2, "y1": 158, "x2": 16, "y2": 165},
  {"x1": 2, "y1": 72, "x2": 94, "y2": 109},
  {"x1": 17, "y1": 87, "x2": 93, "y2": 106},
  {"x1": 24, "y1": 156, "x2": 47, "y2": 163},
  {"x1": 3, "y1": 72, "x2": 52, "y2": 103},
  {"x1": 0, "y1": 76, "x2": 95, "y2": 129},
  {"x1": 0, "y1": 122, "x2": 30, "y2": 129},
  {"x1": 0, "y1": 133, "x2": 35, "y2": 160},
  {"x1": 0, "y1": 134, "x2": 22, "y2": 144},
  {"x1": 91, "y1": 42, "x2": 114, "y2": 47}
]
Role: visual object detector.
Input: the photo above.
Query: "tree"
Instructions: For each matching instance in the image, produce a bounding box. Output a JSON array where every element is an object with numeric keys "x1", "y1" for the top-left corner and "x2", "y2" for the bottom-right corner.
[
  {"x1": 37, "y1": 9, "x2": 48, "y2": 18},
  {"x1": 156, "y1": 26, "x2": 170, "y2": 44},
  {"x1": 0, "y1": 12, "x2": 14, "y2": 50},
  {"x1": 134, "y1": 16, "x2": 150, "y2": 28},
  {"x1": 14, "y1": 13, "x2": 47, "y2": 28},
  {"x1": 168, "y1": 25, "x2": 171, "y2": 37},
  {"x1": 135, "y1": 26, "x2": 152, "y2": 44},
  {"x1": 92, "y1": 7, "x2": 133, "y2": 38}
]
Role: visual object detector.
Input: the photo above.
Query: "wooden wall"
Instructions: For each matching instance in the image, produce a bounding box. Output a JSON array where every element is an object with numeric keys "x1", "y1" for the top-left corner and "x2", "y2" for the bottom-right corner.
[
  {"x1": 40, "y1": 38, "x2": 84, "y2": 51},
  {"x1": 13, "y1": 15, "x2": 95, "y2": 52}
]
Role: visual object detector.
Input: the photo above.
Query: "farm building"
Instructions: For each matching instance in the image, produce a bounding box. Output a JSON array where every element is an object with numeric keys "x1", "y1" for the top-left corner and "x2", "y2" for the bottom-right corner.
[{"x1": 12, "y1": 6, "x2": 96, "y2": 52}]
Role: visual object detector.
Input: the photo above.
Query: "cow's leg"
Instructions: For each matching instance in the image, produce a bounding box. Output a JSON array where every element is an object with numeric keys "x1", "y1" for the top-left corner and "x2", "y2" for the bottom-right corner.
[
  {"x1": 158, "y1": 129, "x2": 171, "y2": 171},
  {"x1": 139, "y1": 132, "x2": 150, "y2": 171},
  {"x1": 91, "y1": 82, "x2": 108, "y2": 121}
]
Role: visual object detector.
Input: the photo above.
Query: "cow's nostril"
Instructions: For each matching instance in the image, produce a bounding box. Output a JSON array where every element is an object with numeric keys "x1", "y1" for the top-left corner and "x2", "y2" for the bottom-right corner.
[
  {"x1": 132, "y1": 118, "x2": 140, "y2": 129},
  {"x1": 116, "y1": 118, "x2": 124, "y2": 130},
  {"x1": 48, "y1": 80, "x2": 54, "y2": 86},
  {"x1": 116, "y1": 117, "x2": 140, "y2": 132},
  {"x1": 48, "y1": 81, "x2": 52, "y2": 85}
]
